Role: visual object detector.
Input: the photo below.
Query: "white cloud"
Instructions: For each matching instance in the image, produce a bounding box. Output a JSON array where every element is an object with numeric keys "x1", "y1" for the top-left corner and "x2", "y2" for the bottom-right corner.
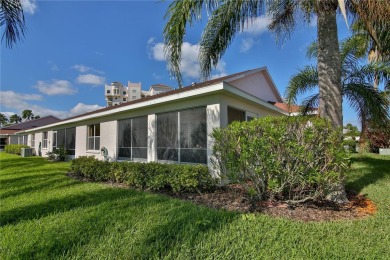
[
  {"x1": 21, "y1": 0, "x2": 37, "y2": 15},
  {"x1": 35, "y1": 80, "x2": 77, "y2": 96},
  {"x1": 72, "y1": 64, "x2": 104, "y2": 75},
  {"x1": 76, "y1": 74, "x2": 106, "y2": 85},
  {"x1": 0, "y1": 112, "x2": 16, "y2": 119},
  {"x1": 243, "y1": 16, "x2": 271, "y2": 35},
  {"x1": 0, "y1": 90, "x2": 103, "y2": 119},
  {"x1": 73, "y1": 64, "x2": 92, "y2": 73},
  {"x1": 0, "y1": 90, "x2": 67, "y2": 118},
  {"x1": 69, "y1": 103, "x2": 104, "y2": 117},
  {"x1": 238, "y1": 16, "x2": 270, "y2": 52},
  {"x1": 240, "y1": 38, "x2": 254, "y2": 53},
  {"x1": 149, "y1": 40, "x2": 226, "y2": 81}
]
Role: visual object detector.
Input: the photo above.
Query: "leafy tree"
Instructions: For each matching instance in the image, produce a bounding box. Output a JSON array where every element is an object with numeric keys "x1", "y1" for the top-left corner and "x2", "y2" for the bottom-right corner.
[
  {"x1": 9, "y1": 114, "x2": 22, "y2": 124},
  {"x1": 22, "y1": 109, "x2": 34, "y2": 121},
  {"x1": 164, "y1": 0, "x2": 390, "y2": 128},
  {"x1": 0, "y1": 0, "x2": 26, "y2": 48},
  {"x1": 33, "y1": 115, "x2": 40, "y2": 119},
  {"x1": 0, "y1": 113, "x2": 9, "y2": 127},
  {"x1": 343, "y1": 123, "x2": 360, "y2": 139}
]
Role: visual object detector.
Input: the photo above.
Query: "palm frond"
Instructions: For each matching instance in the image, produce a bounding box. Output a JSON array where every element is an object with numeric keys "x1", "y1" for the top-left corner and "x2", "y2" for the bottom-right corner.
[
  {"x1": 163, "y1": 0, "x2": 219, "y2": 86},
  {"x1": 0, "y1": 0, "x2": 26, "y2": 48},
  {"x1": 305, "y1": 41, "x2": 317, "y2": 60},
  {"x1": 300, "y1": 93, "x2": 319, "y2": 116},
  {"x1": 199, "y1": 0, "x2": 264, "y2": 80},
  {"x1": 267, "y1": 0, "x2": 301, "y2": 46},
  {"x1": 285, "y1": 65, "x2": 318, "y2": 105},
  {"x1": 343, "y1": 83, "x2": 389, "y2": 126}
]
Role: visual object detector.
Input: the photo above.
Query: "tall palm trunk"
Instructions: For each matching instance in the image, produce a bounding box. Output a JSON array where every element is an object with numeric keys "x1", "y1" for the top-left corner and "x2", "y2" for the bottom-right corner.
[
  {"x1": 316, "y1": 0, "x2": 347, "y2": 203},
  {"x1": 317, "y1": 0, "x2": 343, "y2": 129}
]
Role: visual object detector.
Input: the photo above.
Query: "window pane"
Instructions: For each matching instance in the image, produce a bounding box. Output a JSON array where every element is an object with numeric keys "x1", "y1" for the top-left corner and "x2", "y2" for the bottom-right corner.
[
  {"x1": 180, "y1": 149, "x2": 207, "y2": 164},
  {"x1": 88, "y1": 125, "x2": 94, "y2": 137},
  {"x1": 228, "y1": 107, "x2": 245, "y2": 124},
  {"x1": 132, "y1": 148, "x2": 147, "y2": 159},
  {"x1": 118, "y1": 148, "x2": 131, "y2": 158},
  {"x1": 157, "y1": 148, "x2": 178, "y2": 161},
  {"x1": 95, "y1": 124, "x2": 100, "y2": 136},
  {"x1": 66, "y1": 128, "x2": 76, "y2": 155},
  {"x1": 52, "y1": 132, "x2": 57, "y2": 148},
  {"x1": 88, "y1": 137, "x2": 94, "y2": 150},
  {"x1": 118, "y1": 119, "x2": 132, "y2": 148},
  {"x1": 57, "y1": 129, "x2": 65, "y2": 147},
  {"x1": 157, "y1": 111, "x2": 178, "y2": 161},
  {"x1": 180, "y1": 107, "x2": 206, "y2": 149},
  {"x1": 157, "y1": 111, "x2": 178, "y2": 148},
  {"x1": 132, "y1": 116, "x2": 147, "y2": 148},
  {"x1": 95, "y1": 137, "x2": 100, "y2": 150}
]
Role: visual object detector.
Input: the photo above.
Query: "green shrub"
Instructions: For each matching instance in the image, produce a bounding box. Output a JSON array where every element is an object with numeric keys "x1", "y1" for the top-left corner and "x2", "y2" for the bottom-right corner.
[
  {"x1": 211, "y1": 116, "x2": 349, "y2": 202},
  {"x1": 343, "y1": 139, "x2": 357, "y2": 153},
  {"x1": 70, "y1": 157, "x2": 215, "y2": 193},
  {"x1": 4, "y1": 144, "x2": 29, "y2": 155}
]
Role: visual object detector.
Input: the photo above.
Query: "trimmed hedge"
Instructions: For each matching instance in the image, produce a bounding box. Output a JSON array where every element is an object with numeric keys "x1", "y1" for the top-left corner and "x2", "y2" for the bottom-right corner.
[
  {"x1": 4, "y1": 144, "x2": 30, "y2": 155},
  {"x1": 212, "y1": 116, "x2": 349, "y2": 202},
  {"x1": 71, "y1": 156, "x2": 216, "y2": 193}
]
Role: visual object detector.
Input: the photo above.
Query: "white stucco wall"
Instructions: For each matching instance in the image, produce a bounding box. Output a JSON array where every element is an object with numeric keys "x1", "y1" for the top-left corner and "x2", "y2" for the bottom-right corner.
[
  {"x1": 100, "y1": 120, "x2": 117, "y2": 162},
  {"x1": 75, "y1": 125, "x2": 87, "y2": 158}
]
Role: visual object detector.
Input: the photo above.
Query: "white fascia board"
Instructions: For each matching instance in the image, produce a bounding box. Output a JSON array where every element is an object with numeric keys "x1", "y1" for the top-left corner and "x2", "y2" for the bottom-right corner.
[
  {"x1": 222, "y1": 82, "x2": 288, "y2": 115},
  {"x1": 20, "y1": 82, "x2": 225, "y2": 134}
]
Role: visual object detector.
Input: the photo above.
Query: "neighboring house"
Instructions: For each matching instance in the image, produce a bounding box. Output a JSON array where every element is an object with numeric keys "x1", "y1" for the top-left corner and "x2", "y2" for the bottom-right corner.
[
  {"x1": 270, "y1": 102, "x2": 318, "y2": 116},
  {"x1": 0, "y1": 116, "x2": 61, "y2": 151},
  {"x1": 17, "y1": 68, "x2": 287, "y2": 170},
  {"x1": 141, "y1": 84, "x2": 173, "y2": 97}
]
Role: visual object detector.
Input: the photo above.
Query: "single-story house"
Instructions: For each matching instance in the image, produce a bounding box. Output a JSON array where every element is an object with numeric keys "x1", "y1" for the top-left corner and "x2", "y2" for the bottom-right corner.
[
  {"x1": 0, "y1": 116, "x2": 61, "y2": 151},
  {"x1": 16, "y1": 67, "x2": 288, "y2": 169}
]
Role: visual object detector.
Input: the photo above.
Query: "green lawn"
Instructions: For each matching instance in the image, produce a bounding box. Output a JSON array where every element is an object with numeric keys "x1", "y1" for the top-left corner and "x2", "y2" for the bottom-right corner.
[{"x1": 1, "y1": 152, "x2": 389, "y2": 259}]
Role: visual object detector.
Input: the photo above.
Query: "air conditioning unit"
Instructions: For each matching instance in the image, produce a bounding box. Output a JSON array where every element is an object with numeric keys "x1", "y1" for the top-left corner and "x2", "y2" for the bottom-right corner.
[{"x1": 21, "y1": 148, "x2": 33, "y2": 157}]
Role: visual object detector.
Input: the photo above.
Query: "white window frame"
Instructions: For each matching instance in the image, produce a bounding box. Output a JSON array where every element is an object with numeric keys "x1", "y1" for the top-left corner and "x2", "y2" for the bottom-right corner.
[
  {"x1": 87, "y1": 124, "x2": 100, "y2": 151},
  {"x1": 42, "y1": 132, "x2": 48, "y2": 148},
  {"x1": 30, "y1": 134, "x2": 35, "y2": 148}
]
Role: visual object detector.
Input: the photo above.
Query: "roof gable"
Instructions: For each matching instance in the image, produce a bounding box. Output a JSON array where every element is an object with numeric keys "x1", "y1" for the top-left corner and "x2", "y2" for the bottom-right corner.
[{"x1": 226, "y1": 68, "x2": 283, "y2": 103}]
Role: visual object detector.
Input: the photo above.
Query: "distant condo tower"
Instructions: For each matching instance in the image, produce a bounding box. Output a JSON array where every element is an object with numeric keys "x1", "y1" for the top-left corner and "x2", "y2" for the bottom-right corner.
[{"x1": 105, "y1": 81, "x2": 173, "y2": 107}]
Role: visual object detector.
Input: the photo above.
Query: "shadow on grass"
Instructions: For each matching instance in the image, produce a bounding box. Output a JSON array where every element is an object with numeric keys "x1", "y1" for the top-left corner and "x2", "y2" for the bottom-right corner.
[
  {"x1": 347, "y1": 155, "x2": 390, "y2": 193},
  {"x1": 2, "y1": 185, "x2": 237, "y2": 259},
  {"x1": 0, "y1": 157, "x2": 53, "y2": 171},
  {"x1": 0, "y1": 176, "x2": 84, "y2": 200}
]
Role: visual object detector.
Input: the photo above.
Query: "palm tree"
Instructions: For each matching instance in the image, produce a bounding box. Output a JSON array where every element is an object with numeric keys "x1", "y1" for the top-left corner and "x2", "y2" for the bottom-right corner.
[
  {"x1": 164, "y1": 0, "x2": 390, "y2": 128},
  {"x1": 285, "y1": 39, "x2": 389, "y2": 144},
  {"x1": 22, "y1": 109, "x2": 34, "y2": 121},
  {"x1": 0, "y1": 113, "x2": 9, "y2": 127},
  {"x1": 9, "y1": 114, "x2": 22, "y2": 124},
  {"x1": 0, "y1": 0, "x2": 26, "y2": 48}
]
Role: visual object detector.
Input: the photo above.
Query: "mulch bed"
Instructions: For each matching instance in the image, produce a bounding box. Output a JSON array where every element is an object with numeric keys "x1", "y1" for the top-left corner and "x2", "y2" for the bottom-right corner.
[{"x1": 67, "y1": 173, "x2": 377, "y2": 222}]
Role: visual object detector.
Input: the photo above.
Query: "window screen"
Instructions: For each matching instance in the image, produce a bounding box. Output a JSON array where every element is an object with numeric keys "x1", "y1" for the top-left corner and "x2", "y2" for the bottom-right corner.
[
  {"x1": 180, "y1": 107, "x2": 207, "y2": 164},
  {"x1": 228, "y1": 107, "x2": 245, "y2": 124},
  {"x1": 157, "y1": 107, "x2": 207, "y2": 164},
  {"x1": 118, "y1": 116, "x2": 147, "y2": 160},
  {"x1": 66, "y1": 128, "x2": 76, "y2": 155},
  {"x1": 157, "y1": 111, "x2": 178, "y2": 161}
]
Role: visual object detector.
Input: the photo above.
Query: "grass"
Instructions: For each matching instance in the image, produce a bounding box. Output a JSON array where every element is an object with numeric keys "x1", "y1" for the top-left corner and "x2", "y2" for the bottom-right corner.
[{"x1": 0, "y1": 152, "x2": 389, "y2": 259}]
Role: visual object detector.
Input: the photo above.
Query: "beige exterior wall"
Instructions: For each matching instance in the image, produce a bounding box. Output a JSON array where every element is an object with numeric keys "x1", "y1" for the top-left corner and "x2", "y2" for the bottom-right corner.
[
  {"x1": 18, "y1": 86, "x2": 285, "y2": 171},
  {"x1": 228, "y1": 71, "x2": 281, "y2": 103}
]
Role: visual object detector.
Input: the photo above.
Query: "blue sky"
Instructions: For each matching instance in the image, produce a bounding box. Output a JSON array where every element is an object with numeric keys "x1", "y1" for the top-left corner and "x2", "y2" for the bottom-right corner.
[{"x1": 1, "y1": 0, "x2": 360, "y2": 126}]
